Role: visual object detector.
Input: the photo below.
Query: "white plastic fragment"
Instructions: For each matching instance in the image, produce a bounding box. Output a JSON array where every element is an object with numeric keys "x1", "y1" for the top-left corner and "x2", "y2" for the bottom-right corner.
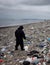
[
  {"x1": 26, "y1": 56, "x2": 32, "y2": 63},
  {"x1": 1, "y1": 48, "x2": 6, "y2": 52},
  {"x1": 43, "y1": 62, "x2": 46, "y2": 65},
  {"x1": 37, "y1": 62, "x2": 41, "y2": 65},
  {"x1": 4, "y1": 55, "x2": 7, "y2": 58},
  {"x1": 24, "y1": 46, "x2": 28, "y2": 51},
  {"x1": 30, "y1": 27, "x2": 34, "y2": 30},
  {"x1": 19, "y1": 60, "x2": 24, "y2": 63}
]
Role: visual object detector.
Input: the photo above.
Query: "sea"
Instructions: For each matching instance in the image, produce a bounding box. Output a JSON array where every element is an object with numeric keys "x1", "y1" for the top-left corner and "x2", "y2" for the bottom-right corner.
[{"x1": 0, "y1": 19, "x2": 46, "y2": 27}]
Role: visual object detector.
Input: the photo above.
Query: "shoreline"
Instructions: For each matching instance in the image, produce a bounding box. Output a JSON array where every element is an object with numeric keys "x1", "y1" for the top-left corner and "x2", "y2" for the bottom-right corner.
[{"x1": 0, "y1": 20, "x2": 49, "y2": 28}]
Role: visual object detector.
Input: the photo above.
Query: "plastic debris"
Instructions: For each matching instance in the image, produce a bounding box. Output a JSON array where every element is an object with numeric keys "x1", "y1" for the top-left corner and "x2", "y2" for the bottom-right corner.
[
  {"x1": 19, "y1": 60, "x2": 25, "y2": 63},
  {"x1": 30, "y1": 27, "x2": 34, "y2": 30},
  {"x1": 1, "y1": 48, "x2": 6, "y2": 52},
  {"x1": 0, "y1": 59, "x2": 4, "y2": 63},
  {"x1": 2, "y1": 63, "x2": 5, "y2": 65},
  {"x1": 47, "y1": 38, "x2": 50, "y2": 41},
  {"x1": 37, "y1": 62, "x2": 41, "y2": 65},
  {"x1": 26, "y1": 56, "x2": 32, "y2": 63},
  {"x1": 27, "y1": 50, "x2": 39, "y2": 56},
  {"x1": 24, "y1": 46, "x2": 29, "y2": 51},
  {"x1": 23, "y1": 61, "x2": 30, "y2": 65},
  {"x1": 4, "y1": 55, "x2": 6, "y2": 57},
  {"x1": 43, "y1": 61, "x2": 46, "y2": 65},
  {"x1": 0, "y1": 52, "x2": 4, "y2": 59},
  {"x1": 47, "y1": 60, "x2": 50, "y2": 63}
]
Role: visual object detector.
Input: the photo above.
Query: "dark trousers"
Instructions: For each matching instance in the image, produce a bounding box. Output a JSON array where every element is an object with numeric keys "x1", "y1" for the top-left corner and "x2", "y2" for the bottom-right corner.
[{"x1": 15, "y1": 41, "x2": 24, "y2": 50}]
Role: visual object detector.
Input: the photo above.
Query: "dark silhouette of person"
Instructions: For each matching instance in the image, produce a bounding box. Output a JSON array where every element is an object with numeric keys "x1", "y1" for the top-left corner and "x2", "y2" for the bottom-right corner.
[{"x1": 15, "y1": 26, "x2": 26, "y2": 50}]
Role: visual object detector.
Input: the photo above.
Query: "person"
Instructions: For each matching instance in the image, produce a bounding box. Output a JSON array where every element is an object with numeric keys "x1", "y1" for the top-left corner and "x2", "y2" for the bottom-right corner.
[{"x1": 15, "y1": 25, "x2": 26, "y2": 50}]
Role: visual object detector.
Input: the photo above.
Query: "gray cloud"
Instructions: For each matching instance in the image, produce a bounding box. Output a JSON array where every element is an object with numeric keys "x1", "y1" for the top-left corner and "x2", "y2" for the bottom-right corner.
[
  {"x1": 0, "y1": 0, "x2": 50, "y2": 9},
  {"x1": 0, "y1": 0, "x2": 23, "y2": 7},
  {"x1": 0, "y1": 0, "x2": 50, "y2": 8},
  {"x1": 22, "y1": 0, "x2": 50, "y2": 5},
  {"x1": 0, "y1": 0, "x2": 50, "y2": 23}
]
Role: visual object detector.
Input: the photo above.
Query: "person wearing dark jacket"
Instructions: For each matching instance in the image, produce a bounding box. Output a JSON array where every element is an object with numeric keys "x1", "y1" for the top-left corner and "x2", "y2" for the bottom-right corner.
[{"x1": 15, "y1": 26, "x2": 26, "y2": 50}]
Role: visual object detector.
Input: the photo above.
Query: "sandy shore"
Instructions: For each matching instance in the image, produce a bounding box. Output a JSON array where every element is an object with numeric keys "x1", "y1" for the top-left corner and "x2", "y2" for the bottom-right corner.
[{"x1": 0, "y1": 20, "x2": 50, "y2": 65}]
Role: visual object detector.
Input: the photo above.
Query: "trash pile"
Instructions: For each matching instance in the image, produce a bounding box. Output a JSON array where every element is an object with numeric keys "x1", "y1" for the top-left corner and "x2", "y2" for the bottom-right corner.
[
  {"x1": 19, "y1": 38, "x2": 50, "y2": 65},
  {"x1": 0, "y1": 21, "x2": 50, "y2": 65},
  {"x1": 0, "y1": 36, "x2": 50, "y2": 65}
]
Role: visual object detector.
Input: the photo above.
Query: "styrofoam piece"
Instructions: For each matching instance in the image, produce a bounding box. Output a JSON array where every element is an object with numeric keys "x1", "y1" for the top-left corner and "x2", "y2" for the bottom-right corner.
[{"x1": 24, "y1": 46, "x2": 28, "y2": 51}]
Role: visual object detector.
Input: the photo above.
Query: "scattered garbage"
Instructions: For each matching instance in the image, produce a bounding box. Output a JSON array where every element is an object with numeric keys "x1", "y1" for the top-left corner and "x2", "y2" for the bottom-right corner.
[
  {"x1": 27, "y1": 50, "x2": 39, "y2": 56},
  {"x1": 0, "y1": 39, "x2": 50, "y2": 65},
  {"x1": 24, "y1": 56, "x2": 43, "y2": 65},
  {"x1": 0, "y1": 22, "x2": 50, "y2": 65}
]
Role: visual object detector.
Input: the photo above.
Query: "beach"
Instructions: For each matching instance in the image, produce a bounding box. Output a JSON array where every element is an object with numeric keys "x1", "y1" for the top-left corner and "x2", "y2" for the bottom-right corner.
[{"x1": 0, "y1": 20, "x2": 50, "y2": 65}]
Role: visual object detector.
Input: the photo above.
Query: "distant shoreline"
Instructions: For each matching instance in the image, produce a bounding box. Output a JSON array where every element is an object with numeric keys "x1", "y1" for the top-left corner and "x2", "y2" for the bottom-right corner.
[{"x1": 0, "y1": 19, "x2": 50, "y2": 28}]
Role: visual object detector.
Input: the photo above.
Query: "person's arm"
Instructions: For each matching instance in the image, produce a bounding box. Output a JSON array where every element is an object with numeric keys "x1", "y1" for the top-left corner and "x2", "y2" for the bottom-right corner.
[{"x1": 22, "y1": 31, "x2": 26, "y2": 39}]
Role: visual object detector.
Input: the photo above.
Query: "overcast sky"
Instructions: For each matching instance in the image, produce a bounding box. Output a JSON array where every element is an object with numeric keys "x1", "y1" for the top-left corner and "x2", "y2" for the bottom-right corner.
[{"x1": 0, "y1": 0, "x2": 50, "y2": 20}]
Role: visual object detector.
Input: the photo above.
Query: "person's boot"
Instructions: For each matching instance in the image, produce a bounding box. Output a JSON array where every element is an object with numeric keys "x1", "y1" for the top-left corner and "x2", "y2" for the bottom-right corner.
[
  {"x1": 21, "y1": 49, "x2": 25, "y2": 51},
  {"x1": 15, "y1": 45, "x2": 18, "y2": 50},
  {"x1": 15, "y1": 48, "x2": 18, "y2": 50}
]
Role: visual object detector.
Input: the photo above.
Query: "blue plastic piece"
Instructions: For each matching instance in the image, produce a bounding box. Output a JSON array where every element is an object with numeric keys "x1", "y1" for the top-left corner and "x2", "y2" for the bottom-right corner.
[{"x1": 47, "y1": 38, "x2": 50, "y2": 41}]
